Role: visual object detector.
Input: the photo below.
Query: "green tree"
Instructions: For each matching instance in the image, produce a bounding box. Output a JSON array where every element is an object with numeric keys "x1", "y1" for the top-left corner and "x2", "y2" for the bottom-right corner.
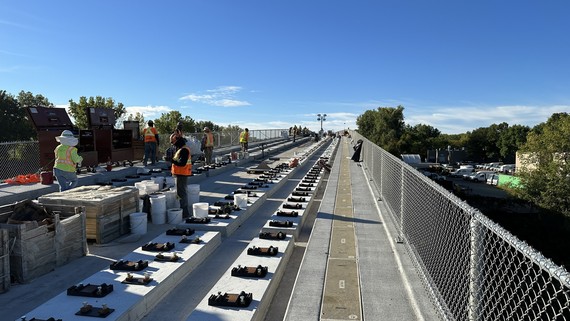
[
  {"x1": 400, "y1": 123, "x2": 441, "y2": 157},
  {"x1": 356, "y1": 106, "x2": 405, "y2": 155},
  {"x1": 0, "y1": 91, "x2": 32, "y2": 141},
  {"x1": 18, "y1": 91, "x2": 53, "y2": 108},
  {"x1": 498, "y1": 124, "x2": 530, "y2": 163},
  {"x1": 68, "y1": 96, "x2": 126, "y2": 129},
  {"x1": 153, "y1": 111, "x2": 180, "y2": 135},
  {"x1": 514, "y1": 113, "x2": 570, "y2": 217},
  {"x1": 195, "y1": 120, "x2": 218, "y2": 133}
]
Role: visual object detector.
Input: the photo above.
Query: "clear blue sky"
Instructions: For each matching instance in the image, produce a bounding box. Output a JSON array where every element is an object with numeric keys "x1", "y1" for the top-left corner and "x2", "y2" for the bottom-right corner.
[{"x1": 2, "y1": 1, "x2": 569, "y2": 134}]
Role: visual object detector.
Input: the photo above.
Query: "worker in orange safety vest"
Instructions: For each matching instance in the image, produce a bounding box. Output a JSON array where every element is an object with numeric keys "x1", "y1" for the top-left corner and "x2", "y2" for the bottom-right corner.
[
  {"x1": 170, "y1": 133, "x2": 192, "y2": 218},
  {"x1": 143, "y1": 120, "x2": 159, "y2": 166}
]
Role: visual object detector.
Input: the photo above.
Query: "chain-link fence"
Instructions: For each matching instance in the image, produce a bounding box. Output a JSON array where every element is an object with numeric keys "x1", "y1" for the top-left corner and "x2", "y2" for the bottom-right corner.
[
  {"x1": 351, "y1": 131, "x2": 570, "y2": 321},
  {"x1": 1, "y1": 129, "x2": 289, "y2": 182},
  {"x1": 0, "y1": 141, "x2": 41, "y2": 181}
]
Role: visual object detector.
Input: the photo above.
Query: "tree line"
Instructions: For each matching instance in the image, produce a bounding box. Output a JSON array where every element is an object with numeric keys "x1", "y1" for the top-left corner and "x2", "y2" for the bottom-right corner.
[
  {"x1": 0, "y1": 90, "x2": 247, "y2": 142},
  {"x1": 356, "y1": 106, "x2": 570, "y2": 218},
  {"x1": 356, "y1": 105, "x2": 531, "y2": 164}
]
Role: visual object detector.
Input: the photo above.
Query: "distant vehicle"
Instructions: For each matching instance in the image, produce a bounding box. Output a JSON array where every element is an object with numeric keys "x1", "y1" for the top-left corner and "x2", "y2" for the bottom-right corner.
[
  {"x1": 485, "y1": 162, "x2": 503, "y2": 170},
  {"x1": 468, "y1": 171, "x2": 495, "y2": 182},
  {"x1": 420, "y1": 171, "x2": 446, "y2": 181},
  {"x1": 460, "y1": 165, "x2": 474, "y2": 170},
  {"x1": 487, "y1": 173, "x2": 499, "y2": 185},
  {"x1": 499, "y1": 164, "x2": 515, "y2": 174},
  {"x1": 450, "y1": 168, "x2": 474, "y2": 178},
  {"x1": 428, "y1": 173, "x2": 446, "y2": 181}
]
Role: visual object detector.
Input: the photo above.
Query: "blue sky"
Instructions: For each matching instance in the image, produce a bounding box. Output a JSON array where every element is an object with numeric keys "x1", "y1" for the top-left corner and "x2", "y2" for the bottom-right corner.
[{"x1": 1, "y1": 1, "x2": 569, "y2": 134}]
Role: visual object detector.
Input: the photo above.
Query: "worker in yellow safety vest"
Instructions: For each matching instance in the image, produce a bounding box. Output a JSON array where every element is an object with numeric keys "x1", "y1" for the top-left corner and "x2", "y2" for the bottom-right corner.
[
  {"x1": 170, "y1": 133, "x2": 192, "y2": 218},
  {"x1": 240, "y1": 128, "x2": 249, "y2": 152},
  {"x1": 53, "y1": 130, "x2": 83, "y2": 192},
  {"x1": 201, "y1": 127, "x2": 215, "y2": 165},
  {"x1": 143, "y1": 120, "x2": 159, "y2": 166}
]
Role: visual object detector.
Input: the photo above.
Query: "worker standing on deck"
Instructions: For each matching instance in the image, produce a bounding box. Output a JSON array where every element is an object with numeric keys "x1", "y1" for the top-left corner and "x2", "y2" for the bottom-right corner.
[
  {"x1": 170, "y1": 133, "x2": 192, "y2": 218},
  {"x1": 240, "y1": 128, "x2": 249, "y2": 152},
  {"x1": 143, "y1": 120, "x2": 159, "y2": 166},
  {"x1": 201, "y1": 127, "x2": 214, "y2": 165},
  {"x1": 53, "y1": 130, "x2": 83, "y2": 192}
]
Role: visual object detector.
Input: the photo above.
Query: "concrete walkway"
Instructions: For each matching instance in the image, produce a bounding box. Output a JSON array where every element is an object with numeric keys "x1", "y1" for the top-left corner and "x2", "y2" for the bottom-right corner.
[{"x1": 284, "y1": 137, "x2": 439, "y2": 320}]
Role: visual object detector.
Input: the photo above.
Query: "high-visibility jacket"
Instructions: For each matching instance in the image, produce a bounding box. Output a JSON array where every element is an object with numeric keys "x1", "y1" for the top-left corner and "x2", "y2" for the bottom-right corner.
[
  {"x1": 240, "y1": 131, "x2": 249, "y2": 143},
  {"x1": 54, "y1": 145, "x2": 83, "y2": 172},
  {"x1": 204, "y1": 132, "x2": 214, "y2": 147},
  {"x1": 144, "y1": 127, "x2": 158, "y2": 143},
  {"x1": 171, "y1": 146, "x2": 192, "y2": 176}
]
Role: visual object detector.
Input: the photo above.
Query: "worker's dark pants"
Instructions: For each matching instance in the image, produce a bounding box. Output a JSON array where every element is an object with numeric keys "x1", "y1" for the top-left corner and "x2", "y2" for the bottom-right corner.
[
  {"x1": 175, "y1": 175, "x2": 190, "y2": 217},
  {"x1": 144, "y1": 142, "x2": 157, "y2": 165}
]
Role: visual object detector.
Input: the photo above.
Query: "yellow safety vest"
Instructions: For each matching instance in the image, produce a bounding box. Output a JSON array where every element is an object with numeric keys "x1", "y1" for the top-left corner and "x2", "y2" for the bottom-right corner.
[
  {"x1": 204, "y1": 132, "x2": 214, "y2": 147},
  {"x1": 240, "y1": 131, "x2": 249, "y2": 143},
  {"x1": 54, "y1": 145, "x2": 79, "y2": 172}
]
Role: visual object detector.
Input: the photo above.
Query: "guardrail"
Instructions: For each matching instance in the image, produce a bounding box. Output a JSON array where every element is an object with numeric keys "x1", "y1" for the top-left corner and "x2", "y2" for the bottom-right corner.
[
  {"x1": 0, "y1": 129, "x2": 289, "y2": 182},
  {"x1": 350, "y1": 131, "x2": 570, "y2": 321}
]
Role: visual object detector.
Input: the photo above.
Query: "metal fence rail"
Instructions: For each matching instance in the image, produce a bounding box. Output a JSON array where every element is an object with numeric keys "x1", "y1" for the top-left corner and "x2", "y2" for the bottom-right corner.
[
  {"x1": 0, "y1": 129, "x2": 288, "y2": 182},
  {"x1": 351, "y1": 131, "x2": 570, "y2": 321}
]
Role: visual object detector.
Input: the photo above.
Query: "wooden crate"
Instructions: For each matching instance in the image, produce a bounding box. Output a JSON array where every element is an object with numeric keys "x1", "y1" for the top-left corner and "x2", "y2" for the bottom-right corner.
[
  {"x1": 38, "y1": 186, "x2": 139, "y2": 244},
  {"x1": 0, "y1": 229, "x2": 9, "y2": 292},
  {"x1": 0, "y1": 202, "x2": 87, "y2": 284}
]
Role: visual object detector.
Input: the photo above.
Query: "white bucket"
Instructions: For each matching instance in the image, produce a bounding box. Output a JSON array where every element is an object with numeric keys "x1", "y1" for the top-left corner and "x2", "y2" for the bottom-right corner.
[
  {"x1": 188, "y1": 184, "x2": 200, "y2": 206},
  {"x1": 164, "y1": 189, "x2": 179, "y2": 209},
  {"x1": 234, "y1": 194, "x2": 248, "y2": 209},
  {"x1": 192, "y1": 202, "x2": 209, "y2": 218},
  {"x1": 130, "y1": 212, "x2": 147, "y2": 235},
  {"x1": 152, "y1": 176, "x2": 165, "y2": 188},
  {"x1": 167, "y1": 208, "x2": 183, "y2": 224},
  {"x1": 145, "y1": 182, "x2": 160, "y2": 194},
  {"x1": 165, "y1": 176, "x2": 175, "y2": 188},
  {"x1": 150, "y1": 194, "x2": 166, "y2": 224}
]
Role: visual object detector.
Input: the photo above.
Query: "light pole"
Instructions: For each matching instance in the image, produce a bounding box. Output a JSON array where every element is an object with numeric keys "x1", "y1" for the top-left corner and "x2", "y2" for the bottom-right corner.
[{"x1": 317, "y1": 113, "x2": 327, "y2": 133}]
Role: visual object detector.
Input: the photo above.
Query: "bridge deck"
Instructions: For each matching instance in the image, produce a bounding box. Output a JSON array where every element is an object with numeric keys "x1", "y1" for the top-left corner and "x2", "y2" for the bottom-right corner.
[{"x1": 1, "y1": 137, "x2": 438, "y2": 321}]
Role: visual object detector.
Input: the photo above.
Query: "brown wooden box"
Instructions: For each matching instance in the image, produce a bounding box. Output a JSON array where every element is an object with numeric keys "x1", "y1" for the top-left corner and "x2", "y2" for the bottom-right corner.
[
  {"x1": 0, "y1": 203, "x2": 87, "y2": 284},
  {"x1": 38, "y1": 186, "x2": 139, "y2": 244}
]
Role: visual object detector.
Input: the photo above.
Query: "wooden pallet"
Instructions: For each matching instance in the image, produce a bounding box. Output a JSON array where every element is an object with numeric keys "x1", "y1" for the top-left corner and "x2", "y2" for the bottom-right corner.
[
  {"x1": 38, "y1": 186, "x2": 138, "y2": 244},
  {"x1": 0, "y1": 202, "x2": 87, "y2": 283}
]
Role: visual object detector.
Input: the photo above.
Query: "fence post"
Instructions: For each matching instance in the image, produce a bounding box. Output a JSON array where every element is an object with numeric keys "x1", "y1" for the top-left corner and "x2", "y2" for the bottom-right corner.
[
  {"x1": 396, "y1": 164, "x2": 405, "y2": 243},
  {"x1": 469, "y1": 215, "x2": 482, "y2": 321}
]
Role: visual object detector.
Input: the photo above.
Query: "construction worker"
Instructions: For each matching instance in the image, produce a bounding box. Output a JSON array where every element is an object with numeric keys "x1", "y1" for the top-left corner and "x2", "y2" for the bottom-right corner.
[
  {"x1": 170, "y1": 133, "x2": 192, "y2": 218},
  {"x1": 201, "y1": 127, "x2": 214, "y2": 165},
  {"x1": 240, "y1": 128, "x2": 249, "y2": 152},
  {"x1": 143, "y1": 120, "x2": 159, "y2": 166},
  {"x1": 53, "y1": 130, "x2": 83, "y2": 192}
]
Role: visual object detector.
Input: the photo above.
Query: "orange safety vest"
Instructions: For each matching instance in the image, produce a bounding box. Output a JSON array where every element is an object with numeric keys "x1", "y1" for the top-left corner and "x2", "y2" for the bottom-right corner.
[
  {"x1": 171, "y1": 146, "x2": 192, "y2": 176},
  {"x1": 204, "y1": 132, "x2": 214, "y2": 147},
  {"x1": 144, "y1": 127, "x2": 158, "y2": 143}
]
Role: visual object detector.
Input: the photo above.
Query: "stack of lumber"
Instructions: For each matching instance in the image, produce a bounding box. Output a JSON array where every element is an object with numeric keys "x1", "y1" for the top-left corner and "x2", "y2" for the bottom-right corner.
[
  {"x1": 39, "y1": 186, "x2": 139, "y2": 244},
  {"x1": 0, "y1": 201, "x2": 86, "y2": 285}
]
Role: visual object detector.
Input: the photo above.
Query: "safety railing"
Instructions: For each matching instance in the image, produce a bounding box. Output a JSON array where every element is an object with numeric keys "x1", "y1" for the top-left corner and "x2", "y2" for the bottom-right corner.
[
  {"x1": 1, "y1": 129, "x2": 290, "y2": 182},
  {"x1": 350, "y1": 131, "x2": 570, "y2": 321},
  {"x1": 0, "y1": 141, "x2": 41, "y2": 181}
]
